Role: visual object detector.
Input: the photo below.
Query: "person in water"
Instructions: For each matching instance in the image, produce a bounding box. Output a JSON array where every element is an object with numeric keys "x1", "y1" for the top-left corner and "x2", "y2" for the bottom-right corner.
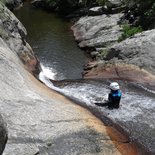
[
  {"x1": 107, "y1": 82, "x2": 122, "y2": 109},
  {"x1": 95, "y1": 82, "x2": 122, "y2": 109}
]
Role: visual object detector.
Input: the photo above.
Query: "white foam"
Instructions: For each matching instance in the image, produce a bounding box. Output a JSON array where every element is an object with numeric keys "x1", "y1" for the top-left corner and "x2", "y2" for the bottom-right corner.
[
  {"x1": 38, "y1": 70, "x2": 62, "y2": 92},
  {"x1": 39, "y1": 71, "x2": 54, "y2": 89},
  {"x1": 40, "y1": 63, "x2": 56, "y2": 80}
]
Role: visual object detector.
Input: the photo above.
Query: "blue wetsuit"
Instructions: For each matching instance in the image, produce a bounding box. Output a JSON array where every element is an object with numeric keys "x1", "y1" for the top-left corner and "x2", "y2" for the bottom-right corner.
[{"x1": 108, "y1": 90, "x2": 122, "y2": 109}]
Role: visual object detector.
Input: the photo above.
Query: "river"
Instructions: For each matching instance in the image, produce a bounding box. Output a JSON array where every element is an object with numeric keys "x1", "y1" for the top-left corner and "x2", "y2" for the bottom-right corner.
[
  {"x1": 14, "y1": 2, "x2": 87, "y2": 80},
  {"x1": 14, "y1": 2, "x2": 155, "y2": 155}
]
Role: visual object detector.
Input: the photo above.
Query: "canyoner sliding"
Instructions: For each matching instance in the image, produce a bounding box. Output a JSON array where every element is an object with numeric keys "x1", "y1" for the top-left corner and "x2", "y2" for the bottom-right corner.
[{"x1": 95, "y1": 82, "x2": 122, "y2": 109}]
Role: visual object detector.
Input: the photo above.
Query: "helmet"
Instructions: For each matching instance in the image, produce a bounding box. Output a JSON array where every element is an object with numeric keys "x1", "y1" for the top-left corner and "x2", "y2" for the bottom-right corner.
[{"x1": 109, "y1": 82, "x2": 120, "y2": 90}]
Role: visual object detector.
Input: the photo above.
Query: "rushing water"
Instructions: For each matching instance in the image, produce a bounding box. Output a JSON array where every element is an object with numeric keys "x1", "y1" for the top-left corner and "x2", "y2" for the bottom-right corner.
[{"x1": 14, "y1": 3, "x2": 155, "y2": 154}]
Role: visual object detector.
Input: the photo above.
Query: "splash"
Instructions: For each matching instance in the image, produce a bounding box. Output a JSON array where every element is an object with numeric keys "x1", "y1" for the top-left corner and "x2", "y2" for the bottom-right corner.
[{"x1": 40, "y1": 63, "x2": 57, "y2": 80}]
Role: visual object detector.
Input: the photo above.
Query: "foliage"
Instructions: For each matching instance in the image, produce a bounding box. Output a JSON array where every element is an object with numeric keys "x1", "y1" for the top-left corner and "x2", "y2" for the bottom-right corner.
[
  {"x1": 96, "y1": 0, "x2": 106, "y2": 6},
  {"x1": 122, "y1": 0, "x2": 155, "y2": 29},
  {"x1": 45, "y1": 0, "x2": 58, "y2": 8},
  {"x1": 99, "y1": 48, "x2": 108, "y2": 59},
  {"x1": 44, "y1": 0, "x2": 81, "y2": 14},
  {"x1": 144, "y1": 2, "x2": 155, "y2": 18},
  {"x1": 118, "y1": 24, "x2": 143, "y2": 42}
]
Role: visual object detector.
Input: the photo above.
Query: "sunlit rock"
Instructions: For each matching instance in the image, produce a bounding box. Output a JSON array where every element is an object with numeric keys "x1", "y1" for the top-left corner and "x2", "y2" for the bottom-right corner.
[
  {"x1": 106, "y1": 29, "x2": 155, "y2": 75},
  {"x1": 71, "y1": 13, "x2": 123, "y2": 48}
]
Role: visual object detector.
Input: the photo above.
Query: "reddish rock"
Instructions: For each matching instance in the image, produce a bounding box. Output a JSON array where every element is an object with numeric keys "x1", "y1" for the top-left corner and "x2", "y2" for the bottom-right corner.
[{"x1": 84, "y1": 63, "x2": 155, "y2": 86}]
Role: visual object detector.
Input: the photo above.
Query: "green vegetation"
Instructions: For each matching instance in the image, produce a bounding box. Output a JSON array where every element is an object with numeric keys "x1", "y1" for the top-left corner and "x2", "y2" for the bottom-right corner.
[
  {"x1": 122, "y1": 0, "x2": 155, "y2": 29},
  {"x1": 96, "y1": 0, "x2": 106, "y2": 6},
  {"x1": 45, "y1": 0, "x2": 57, "y2": 8},
  {"x1": 118, "y1": 24, "x2": 143, "y2": 42},
  {"x1": 99, "y1": 48, "x2": 108, "y2": 59},
  {"x1": 44, "y1": 0, "x2": 80, "y2": 15}
]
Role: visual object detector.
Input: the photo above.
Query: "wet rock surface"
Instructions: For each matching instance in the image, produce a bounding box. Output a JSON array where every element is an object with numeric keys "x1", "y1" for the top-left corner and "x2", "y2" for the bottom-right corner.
[{"x1": 52, "y1": 79, "x2": 155, "y2": 155}]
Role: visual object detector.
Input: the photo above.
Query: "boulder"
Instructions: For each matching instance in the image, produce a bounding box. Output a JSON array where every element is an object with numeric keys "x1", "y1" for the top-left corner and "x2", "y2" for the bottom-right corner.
[
  {"x1": 103, "y1": 0, "x2": 125, "y2": 14},
  {"x1": 71, "y1": 13, "x2": 123, "y2": 49},
  {"x1": 107, "y1": 0, "x2": 122, "y2": 7},
  {"x1": 104, "y1": 29, "x2": 155, "y2": 75},
  {"x1": 88, "y1": 6, "x2": 104, "y2": 16},
  {"x1": 0, "y1": 2, "x2": 39, "y2": 74}
]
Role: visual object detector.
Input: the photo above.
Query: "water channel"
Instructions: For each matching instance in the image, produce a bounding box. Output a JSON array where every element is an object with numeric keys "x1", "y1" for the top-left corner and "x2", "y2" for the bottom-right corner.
[
  {"x1": 14, "y1": 2, "x2": 155, "y2": 155},
  {"x1": 14, "y1": 2, "x2": 87, "y2": 80}
]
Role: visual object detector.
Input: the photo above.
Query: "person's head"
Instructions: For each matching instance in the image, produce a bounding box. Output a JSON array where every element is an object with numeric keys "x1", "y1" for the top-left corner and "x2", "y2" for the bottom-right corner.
[{"x1": 109, "y1": 82, "x2": 120, "y2": 91}]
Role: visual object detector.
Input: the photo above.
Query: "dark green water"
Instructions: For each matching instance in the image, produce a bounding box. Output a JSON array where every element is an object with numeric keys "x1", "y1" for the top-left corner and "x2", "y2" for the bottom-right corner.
[{"x1": 14, "y1": 3, "x2": 87, "y2": 80}]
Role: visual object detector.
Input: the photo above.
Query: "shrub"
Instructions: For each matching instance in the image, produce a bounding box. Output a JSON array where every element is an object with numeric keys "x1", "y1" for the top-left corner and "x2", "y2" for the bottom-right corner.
[
  {"x1": 99, "y1": 48, "x2": 108, "y2": 59},
  {"x1": 96, "y1": 0, "x2": 106, "y2": 6},
  {"x1": 45, "y1": 0, "x2": 58, "y2": 8},
  {"x1": 122, "y1": 0, "x2": 155, "y2": 29},
  {"x1": 118, "y1": 24, "x2": 143, "y2": 42}
]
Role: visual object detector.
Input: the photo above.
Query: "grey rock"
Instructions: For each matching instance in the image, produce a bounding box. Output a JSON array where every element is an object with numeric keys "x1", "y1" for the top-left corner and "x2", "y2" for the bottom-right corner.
[
  {"x1": 88, "y1": 7, "x2": 104, "y2": 16},
  {"x1": 91, "y1": 51, "x2": 99, "y2": 57},
  {"x1": 0, "y1": 2, "x2": 36, "y2": 65},
  {"x1": 104, "y1": 0, "x2": 125, "y2": 14},
  {"x1": 106, "y1": 29, "x2": 155, "y2": 74},
  {"x1": 107, "y1": 0, "x2": 122, "y2": 7},
  {"x1": 71, "y1": 13, "x2": 123, "y2": 48},
  {"x1": 2, "y1": 0, "x2": 23, "y2": 10},
  {"x1": 0, "y1": 114, "x2": 7, "y2": 155}
]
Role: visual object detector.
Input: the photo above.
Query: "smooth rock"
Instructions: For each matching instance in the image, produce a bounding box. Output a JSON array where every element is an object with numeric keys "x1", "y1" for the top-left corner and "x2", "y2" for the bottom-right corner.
[
  {"x1": 71, "y1": 13, "x2": 123, "y2": 48},
  {"x1": 88, "y1": 6, "x2": 104, "y2": 16},
  {"x1": 0, "y1": 2, "x2": 39, "y2": 73},
  {"x1": 105, "y1": 29, "x2": 155, "y2": 75}
]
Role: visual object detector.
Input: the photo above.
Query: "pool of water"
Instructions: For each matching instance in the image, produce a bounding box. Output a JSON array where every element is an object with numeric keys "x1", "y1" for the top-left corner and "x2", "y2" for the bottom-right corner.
[{"x1": 14, "y1": 2, "x2": 87, "y2": 80}]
